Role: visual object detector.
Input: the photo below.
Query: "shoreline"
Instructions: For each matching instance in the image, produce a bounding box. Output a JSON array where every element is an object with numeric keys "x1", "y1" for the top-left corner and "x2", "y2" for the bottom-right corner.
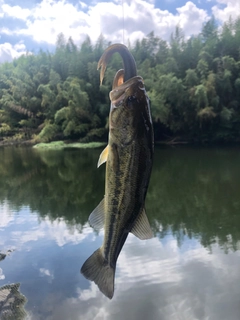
[
  {"x1": 0, "y1": 139, "x2": 35, "y2": 148},
  {"x1": 0, "y1": 138, "x2": 239, "y2": 149},
  {"x1": 33, "y1": 141, "x2": 106, "y2": 150},
  {"x1": 0, "y1": 139, "x2": 106, "y2": 149}
]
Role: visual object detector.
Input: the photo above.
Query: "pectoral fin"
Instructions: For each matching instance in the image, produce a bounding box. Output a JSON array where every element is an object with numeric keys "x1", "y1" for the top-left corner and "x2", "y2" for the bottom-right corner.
[
  {"x1": 88, "y1": 198, "x2": 105, "y2": 230},
  {"x1": 131, "y1": 208, "x2": 153, "y2": 240},
  {"x1": 97, "y1": 145, "x2": 109, "y2": 168}
]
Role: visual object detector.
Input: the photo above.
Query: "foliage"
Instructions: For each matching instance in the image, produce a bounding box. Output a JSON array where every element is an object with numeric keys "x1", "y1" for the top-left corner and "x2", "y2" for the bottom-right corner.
[
  {"x1": 38, "y1": 123, "x2": 59, "y2": 142},
  {"x1": 0, "y1": 16, "x2": 240, "y2": 143}
]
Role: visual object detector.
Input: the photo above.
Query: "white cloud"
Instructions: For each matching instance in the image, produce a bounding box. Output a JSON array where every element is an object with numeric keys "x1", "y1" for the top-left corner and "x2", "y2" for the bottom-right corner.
[
  {"x1": 0, "y1": 0, "x2": 210, "y2": 49},
  {"x1": 2, "y1": 4, "x2": 31, "y2": 20},
  {"x1": 0, "y1": 0, "x2": 238, "y2": 63},
  {"x1": 79, "y1": 1, "x2": 87, "y2": 9},
  {"x1": 13, "y1": 42, "x2": 26, "y2": 51},
  {"x1": 18, "y1": 0, "x2": 91, "y2": 44},
  {"x1": 87, "y1": 0, "x2": 209, "y2": 43},
  {"x1": 176, "y1": 1, "x2": 209, "y2": 36},
  {"x1": 0, "y1": 42, "x2": 28, "y2": 63},
  {"x1": 212, "y1": 0, "x2": 240, "y2": 22}
]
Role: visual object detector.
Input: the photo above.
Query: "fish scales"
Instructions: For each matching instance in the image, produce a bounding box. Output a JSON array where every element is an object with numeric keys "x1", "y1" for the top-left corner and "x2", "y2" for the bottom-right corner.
[
  {"x1": 105, "y1": 143, "x2": 149, "y2": 262},
  {"x1": 81, "y1": 44, "x2": 154, "y2": 299}
]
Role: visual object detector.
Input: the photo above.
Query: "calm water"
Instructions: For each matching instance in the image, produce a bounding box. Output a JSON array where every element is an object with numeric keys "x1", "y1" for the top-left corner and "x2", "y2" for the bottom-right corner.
[{"x1": 0, "y1": 146, "x2": 240, "y2": 320}]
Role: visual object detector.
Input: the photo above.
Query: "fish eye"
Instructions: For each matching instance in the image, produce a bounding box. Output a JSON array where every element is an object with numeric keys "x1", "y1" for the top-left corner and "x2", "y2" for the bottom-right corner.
[{"x1": 127, "y1": 95, "x2": 137, "y2": 107}]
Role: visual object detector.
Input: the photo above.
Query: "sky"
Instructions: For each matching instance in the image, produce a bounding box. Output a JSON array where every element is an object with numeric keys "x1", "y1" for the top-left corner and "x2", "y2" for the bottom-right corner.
[{"x1": 0, "y1": 0, "x2": 239, "y2": 63}]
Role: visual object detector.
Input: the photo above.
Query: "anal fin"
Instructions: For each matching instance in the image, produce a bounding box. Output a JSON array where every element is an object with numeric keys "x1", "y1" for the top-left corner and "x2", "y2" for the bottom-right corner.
[{"x1": 131, "y1": 208, "x2": 153, "y2": 240}]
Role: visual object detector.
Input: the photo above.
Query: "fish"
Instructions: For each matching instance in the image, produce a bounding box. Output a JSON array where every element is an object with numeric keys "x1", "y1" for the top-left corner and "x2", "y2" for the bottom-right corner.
[{"x1": 81, "y1": 43, "x2": 154, "y2": 299}]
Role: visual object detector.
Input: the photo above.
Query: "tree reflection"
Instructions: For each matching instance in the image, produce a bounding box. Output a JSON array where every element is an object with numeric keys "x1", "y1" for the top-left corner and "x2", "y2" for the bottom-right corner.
[
  {"x1": 147, "y1": 147, "x2": 240, "y2": 252},
  {"x1": 0, "y1": 147, "x2": 105, "y2": 228},
  {"x1": 0, "y1": 146, "x2": 239, "y2": 252}
]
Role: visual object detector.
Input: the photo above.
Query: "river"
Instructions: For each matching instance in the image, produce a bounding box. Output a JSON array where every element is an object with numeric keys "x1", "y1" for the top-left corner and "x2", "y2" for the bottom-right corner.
[{"x1": 0, "y1": 146, "x2": 240, "y2": 320}]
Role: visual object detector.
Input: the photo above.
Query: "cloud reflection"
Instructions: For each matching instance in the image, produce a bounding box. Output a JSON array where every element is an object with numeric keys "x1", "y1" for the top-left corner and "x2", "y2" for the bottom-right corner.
[
  {"x1": 1, "y1": 203, "x2": 96, "y2": 249},
  {"x1": 14, "y1": 219, "x2": 94, "y2": 247},
  {"x1": 0, "y1": 268, "x2": 5, "y2": 280},
  {"x1": 1, "y1": 202, "x2": 240, "y2": 319},
  {"x1": 0, "y1": 201, "x2": 15, "y2": 228},
  {"x1": 39, "y1": 268, "x2": 54, "y2": 283},
  {"x1": 73, "y1": 235, "x2": 240, "y2": 320}
]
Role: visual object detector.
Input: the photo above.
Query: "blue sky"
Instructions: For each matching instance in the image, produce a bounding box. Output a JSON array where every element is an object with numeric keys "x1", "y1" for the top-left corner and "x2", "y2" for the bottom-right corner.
[{"x1": 0, "y1": 0, "x2": 239, "y2": 63}]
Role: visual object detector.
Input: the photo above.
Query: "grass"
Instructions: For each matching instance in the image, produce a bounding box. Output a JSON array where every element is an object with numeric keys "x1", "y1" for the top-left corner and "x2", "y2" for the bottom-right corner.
[{"x1": 33, "y1": 141, "x2": 106, "y2": 150}]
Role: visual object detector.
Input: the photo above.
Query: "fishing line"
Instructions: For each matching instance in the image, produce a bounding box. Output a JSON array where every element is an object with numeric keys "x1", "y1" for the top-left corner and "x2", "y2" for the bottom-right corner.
[{"x1": 122, "y1": 0, "x2": 125, "y2": 44}]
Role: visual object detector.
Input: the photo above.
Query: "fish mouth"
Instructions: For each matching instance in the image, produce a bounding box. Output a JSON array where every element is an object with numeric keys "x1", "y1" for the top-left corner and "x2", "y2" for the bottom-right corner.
[
  {"x1": 98, "y1": 44, "x2": 137, "y2": 84},
  {"x1": 109, "y1": 76, "x2": 145, "y2": 109}
]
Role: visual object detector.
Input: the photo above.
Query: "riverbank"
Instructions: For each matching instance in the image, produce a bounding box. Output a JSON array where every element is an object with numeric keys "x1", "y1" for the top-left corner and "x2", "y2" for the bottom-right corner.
[
  {"x1": 0, "y1": 139, "x2": 106, "y2": 149},
  {"x1": 33, "y1": 141, "x2": 106, "y2": 150},
  {"x1": 0, "y1": 136, "x2": 239, "y2": 149},
  {"x1": 0, "y1": 139, "x2": 35, "y2": 147}
]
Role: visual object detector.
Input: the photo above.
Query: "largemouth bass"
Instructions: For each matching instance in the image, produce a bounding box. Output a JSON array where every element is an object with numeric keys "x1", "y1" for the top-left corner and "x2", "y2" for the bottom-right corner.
[{"x1": 81, "y1": 44, "x2": 154, "y2": 299}]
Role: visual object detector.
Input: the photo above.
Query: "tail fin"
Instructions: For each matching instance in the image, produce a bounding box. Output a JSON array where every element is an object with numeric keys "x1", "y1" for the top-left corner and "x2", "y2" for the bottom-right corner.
[{"x1": 81, "y1": 248, "x2": 115, "y2": 299}]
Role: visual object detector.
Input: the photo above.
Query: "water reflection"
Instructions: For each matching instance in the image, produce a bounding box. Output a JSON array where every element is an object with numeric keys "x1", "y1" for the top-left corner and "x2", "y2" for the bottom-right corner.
[
  {"x1": 78, "y1": 236, "x2": 240, "y2": 320},
  {"x1": 149, "y1": 147, "x2": 240, "y2": 252},
  {"x1": 0, "y1": 250, "x2": 28, "y2": 319},
  {"x1": 0, "y1": 147, "x2": 104, "y2": 225},
  {"x1": 0, "y1": 146, "x2": 240, "y2": 319},
  {"x1": 0, "y1": 146, "x2": 240, "y2": 251}
]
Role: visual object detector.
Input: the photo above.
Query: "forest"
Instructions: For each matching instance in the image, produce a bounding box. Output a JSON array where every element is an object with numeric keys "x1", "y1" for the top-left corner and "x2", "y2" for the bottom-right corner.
[{"x1": 0, "y1": 16, "x2": 240, "y2": 145}]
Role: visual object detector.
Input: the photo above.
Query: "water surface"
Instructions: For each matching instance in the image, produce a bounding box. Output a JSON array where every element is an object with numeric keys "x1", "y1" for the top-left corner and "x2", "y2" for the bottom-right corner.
[{"x1": 0, "y1": 146, "x2": 240, "y2": 320}]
